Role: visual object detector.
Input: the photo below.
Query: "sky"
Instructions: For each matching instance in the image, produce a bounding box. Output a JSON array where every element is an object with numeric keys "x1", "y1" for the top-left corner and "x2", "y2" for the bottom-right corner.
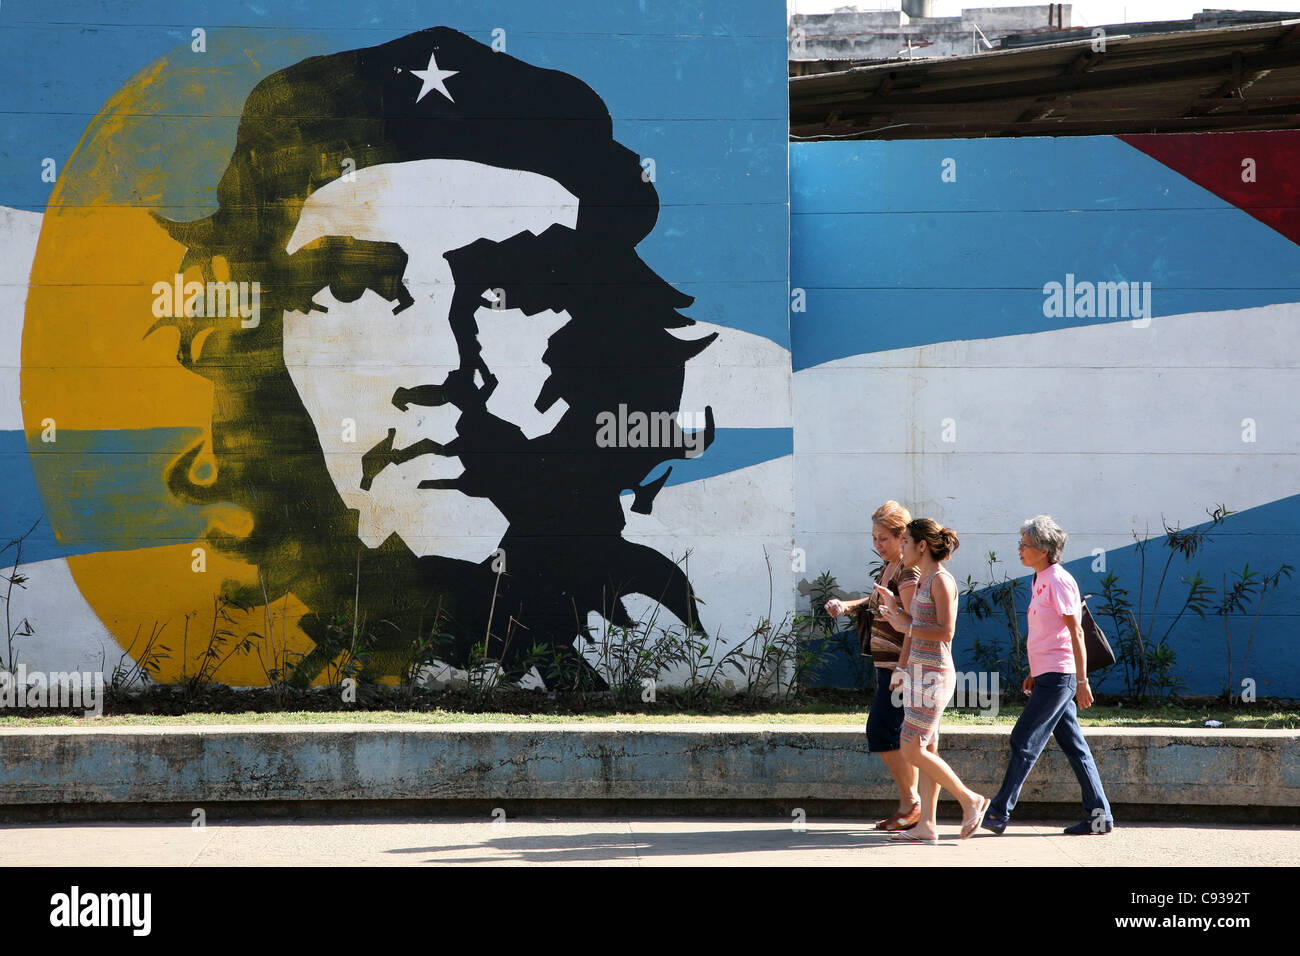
[{"x1": 787, "y1": 0, "x2": 1299, "y2": 29}]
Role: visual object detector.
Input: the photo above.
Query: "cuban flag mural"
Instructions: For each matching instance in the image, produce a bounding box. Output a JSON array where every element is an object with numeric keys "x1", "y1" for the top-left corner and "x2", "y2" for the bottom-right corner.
[
  {"x1": 0, "y1": 1, "x2": 791, "y2": 689},
  {"x1": 793, "y1": 135, "x2": 1300, "y2": 697}
]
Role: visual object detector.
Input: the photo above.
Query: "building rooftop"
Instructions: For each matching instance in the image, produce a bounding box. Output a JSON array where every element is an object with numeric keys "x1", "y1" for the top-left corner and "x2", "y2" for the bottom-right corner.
[{"x1": 790, "y1": 16, "x2": 1300, "y2": 139}]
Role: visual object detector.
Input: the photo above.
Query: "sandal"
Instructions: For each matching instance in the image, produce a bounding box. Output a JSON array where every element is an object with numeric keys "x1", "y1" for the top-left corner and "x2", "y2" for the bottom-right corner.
[
  {"x1": 889, "y1": 829, "x2": 938, "y2": 844},
  {"x1": 875, "y1": 801, "x2": 921, "y2": 831},
  {"x1": 960, "y1": 796, "x2": 991, "y2": 840}
]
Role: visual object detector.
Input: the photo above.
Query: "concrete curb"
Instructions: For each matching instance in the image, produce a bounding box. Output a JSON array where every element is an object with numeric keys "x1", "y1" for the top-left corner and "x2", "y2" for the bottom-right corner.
[{"x1": 2, "y1": 724, "x2": 1297, "y2": 814}]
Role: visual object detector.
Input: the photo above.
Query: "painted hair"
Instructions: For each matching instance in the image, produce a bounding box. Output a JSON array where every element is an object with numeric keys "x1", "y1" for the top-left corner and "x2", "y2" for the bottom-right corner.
[{"x1": 907, "y1": 517, "x2": 959, "y2": 560}]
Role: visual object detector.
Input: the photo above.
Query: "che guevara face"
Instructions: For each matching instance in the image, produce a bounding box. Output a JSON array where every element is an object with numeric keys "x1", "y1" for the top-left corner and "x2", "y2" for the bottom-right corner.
[
  {"x1": 281, "y1": 158, "x2": 581, "y2": 563},
  {"x1": 152, "y1": 27, "x2": 715, "y2": 686}
]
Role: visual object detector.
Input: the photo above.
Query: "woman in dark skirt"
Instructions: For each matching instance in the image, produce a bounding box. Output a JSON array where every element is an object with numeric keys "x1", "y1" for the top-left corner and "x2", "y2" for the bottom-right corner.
[{"x1": 825, "y1": 500, "x2": 922, "y2": 830}]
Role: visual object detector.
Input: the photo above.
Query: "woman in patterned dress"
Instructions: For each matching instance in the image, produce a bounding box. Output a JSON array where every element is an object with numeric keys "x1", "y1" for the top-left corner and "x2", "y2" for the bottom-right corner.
[{"x1": 874, "y1": 518, "x2": 989, "y2": 842}]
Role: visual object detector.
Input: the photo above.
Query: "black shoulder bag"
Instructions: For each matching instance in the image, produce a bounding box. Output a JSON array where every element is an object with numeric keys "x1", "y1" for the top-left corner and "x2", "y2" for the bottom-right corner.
[{"x1": 1032, "y1": 572, "x2": 1116, "y2": 672}]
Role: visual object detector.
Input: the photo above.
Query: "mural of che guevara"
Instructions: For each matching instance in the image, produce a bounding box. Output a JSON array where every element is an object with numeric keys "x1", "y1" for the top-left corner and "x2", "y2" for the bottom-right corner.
[{"x1": 151, "y1": 27, "x2": 717, "y2": 685}]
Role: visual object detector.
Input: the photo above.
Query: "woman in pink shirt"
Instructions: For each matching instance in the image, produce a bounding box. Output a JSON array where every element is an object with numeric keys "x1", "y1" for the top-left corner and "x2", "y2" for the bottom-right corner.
[{"x1": 980, "y1": 515, "x2": 1114, "y2": 836}]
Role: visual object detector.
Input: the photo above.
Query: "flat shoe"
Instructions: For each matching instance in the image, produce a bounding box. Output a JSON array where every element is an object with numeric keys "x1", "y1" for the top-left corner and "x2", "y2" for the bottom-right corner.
[
  {"x1": 875, "y1": 802, "x2": 921, "y2": 831},
  {"x1": 889, "y1": 829, "x2": 938, "y2": 844},
  {"x1": 1063, "y1": 818, "x2": 1114, "y2": 835},
  {"x1": 960, "y1": 796, "x2": 991, "y2": 840}
]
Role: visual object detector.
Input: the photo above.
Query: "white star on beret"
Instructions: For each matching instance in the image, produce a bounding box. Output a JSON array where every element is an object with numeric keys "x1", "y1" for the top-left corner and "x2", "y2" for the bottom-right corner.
[{"x1": 410, "y1": 51, "x2": 458, "y2": 103}]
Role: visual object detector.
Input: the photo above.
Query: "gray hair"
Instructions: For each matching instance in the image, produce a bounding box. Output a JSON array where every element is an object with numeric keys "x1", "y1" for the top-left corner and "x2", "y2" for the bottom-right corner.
[{"x1": 1020, "y1": 515, "x2": 1068, "y2": 564}]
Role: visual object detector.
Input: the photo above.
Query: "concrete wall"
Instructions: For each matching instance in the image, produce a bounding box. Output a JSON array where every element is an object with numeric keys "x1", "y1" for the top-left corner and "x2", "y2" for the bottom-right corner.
[
  {"x1": 0, "y1": 2, "x2": 793, "y2": 693},
  {"x1": 2, "y1": 724, "x2": 1295, "y2": 815},
  {"x1": 792, "y1": 135, "x2": 1300, "y2": 697},
  {"x1": 6, "y1": 9, "x2": 1300, "y2": 703}
]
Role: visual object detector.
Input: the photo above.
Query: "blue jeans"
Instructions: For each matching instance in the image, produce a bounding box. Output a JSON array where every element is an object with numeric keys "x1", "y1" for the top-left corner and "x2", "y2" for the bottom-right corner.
[{"x1": 988, "y1": 672, "x2": 1113, "y2": 825}]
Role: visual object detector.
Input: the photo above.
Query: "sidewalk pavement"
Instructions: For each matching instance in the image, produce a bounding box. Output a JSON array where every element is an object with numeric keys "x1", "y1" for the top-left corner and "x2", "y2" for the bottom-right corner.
[{"x1": 3, "y1": 817, "x2": 1296, "y2": 866}]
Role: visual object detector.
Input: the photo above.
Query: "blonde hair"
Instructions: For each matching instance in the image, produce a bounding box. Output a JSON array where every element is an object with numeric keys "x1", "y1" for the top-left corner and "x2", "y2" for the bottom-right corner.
[{"x1": 872, "y1": 500, "x2": 912, "y2": 537}]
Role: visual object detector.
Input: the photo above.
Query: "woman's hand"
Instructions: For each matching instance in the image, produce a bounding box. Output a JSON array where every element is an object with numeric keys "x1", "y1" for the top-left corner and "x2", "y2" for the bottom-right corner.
[
  {"x1": 825, "y1": 598, "x2": 846, "y2": 619},
  {"x1": 1076, "y1": 678, "x2": 1094, "y2": 709},
  {"x1": 873, "y1": 584, "x2": 901, "y2": 620},
  {"x1": 889, "y1": 668, "x2": 906, "y2": 692},
  {"x1": 1022, "y1": 674, "x2": 1035, "y2": 696}
]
